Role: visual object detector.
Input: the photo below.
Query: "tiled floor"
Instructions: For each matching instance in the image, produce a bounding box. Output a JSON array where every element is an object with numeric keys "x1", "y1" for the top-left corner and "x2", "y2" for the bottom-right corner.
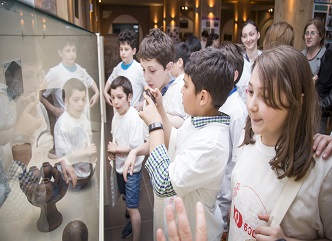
[
  {"x1": 104, "y1": 164, "x2": 154, "y2": 241},
  {"x1": 104, "y1": 104, "x2": 155, "y2": 241}
]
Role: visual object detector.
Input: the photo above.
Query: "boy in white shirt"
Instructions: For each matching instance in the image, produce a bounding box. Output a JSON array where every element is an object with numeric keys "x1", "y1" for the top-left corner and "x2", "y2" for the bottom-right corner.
[
  {"x1": 54, "y1": 78, "x2": 97, "y2": 164},
  {"x1": 169, "y1": 42, "x2": 191, "y2": 121},
  {"x1": 103, "y1": 29, "x2": 146, "y2": 111},
  {"x1": 123, "y1": 29, "x2": 187, "y2": 240},
  {"x1": 41, "y1": 38, "x2": 99, "y2": 118},
  {"x1": 139, "y1": 47, "x2": 235, "y2": 241},
  {"x1": 216, "y1": 43, "x2": 248, "y2": 240},
  {"x1": 107, "y1": 76, "x2": 144, "y2": 241}
]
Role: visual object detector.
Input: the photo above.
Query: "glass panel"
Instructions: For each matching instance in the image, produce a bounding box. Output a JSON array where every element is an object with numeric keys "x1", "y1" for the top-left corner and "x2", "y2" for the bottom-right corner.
[{"x1": 0, "y1": 1, "x2": 101, "y2": 240}]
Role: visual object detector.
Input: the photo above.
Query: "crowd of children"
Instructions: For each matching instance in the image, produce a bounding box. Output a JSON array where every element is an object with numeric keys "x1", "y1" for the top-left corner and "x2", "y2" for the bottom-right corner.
[{"x1": 26, "y1": 18, "x2": 332, "y2": 241}]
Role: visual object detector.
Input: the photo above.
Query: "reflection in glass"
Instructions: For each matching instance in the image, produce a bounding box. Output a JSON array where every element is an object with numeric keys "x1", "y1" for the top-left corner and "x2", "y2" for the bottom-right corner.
[{"x1": 0, "y1": 1, "x2": 101, "y2": 240}]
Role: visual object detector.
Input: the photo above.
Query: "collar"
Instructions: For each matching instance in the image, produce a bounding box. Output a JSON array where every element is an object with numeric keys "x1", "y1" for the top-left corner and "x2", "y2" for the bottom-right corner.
[
  {"x1": 62, "y1": 63, "x2": 77, "y2": 72},
  {"x1": 244, "y1": 53, "x2": 250, "y2": 62},
  {"x1": 191, "y1": 112, "x2": 230, "y2": 128},
  {"x1": 161, "y1": 79, "x2": 175, "y2": 96},
  {"x1": 121, "y1": 60, "x2": 133, "y2": 70},
  {"x1": 229, "y1": 86, "x2": 237, "y2": 96}
]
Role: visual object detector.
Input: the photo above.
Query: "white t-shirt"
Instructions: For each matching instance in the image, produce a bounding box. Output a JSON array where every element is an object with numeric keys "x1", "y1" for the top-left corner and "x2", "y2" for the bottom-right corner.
[
  {"x1": 229, "y1": 134, "x2": 332, "y2": 240},
  {"x1": 150, "y1": 75, "x2": 187, "y2": 240},
  {"x1": 107, "y1": 60, "x2": 146, "y2": 108},
  {"x1": 217, "y1": 90, "x2": 247, "y2": 230},
  {"x1": 111, "y1": 106, "x2": 144, "y2": 173},
  {"x1": 162, "y1": 73, "x2": 187, "y2": 119},
  {"x1": 168, "y1": 118, "x2": 230, "y2": 241},
  {"x1": 43, "y1": 63, "x2": 94, "y2": 110},
  {"x1": 54, "y1": 111, "x2": 92, "y2": 163},
  {"x1": 236, "y1": 51, "x2": 262, "y2": 103}
]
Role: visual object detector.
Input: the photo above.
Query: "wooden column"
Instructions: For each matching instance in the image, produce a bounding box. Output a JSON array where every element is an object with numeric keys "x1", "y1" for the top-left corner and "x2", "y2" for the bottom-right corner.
[
  {"x1": 163, "y1": 0, "x2": 180, "y2": 42},
  {"x1": 150, "y1": 6, "x2": 163, "y2": 30},
  {"x1": 233, "y1": 0, "x2": 251, "y2": 43},
  {"x1": 274, "y1": 0, "x2": 314, "y2": 50}
]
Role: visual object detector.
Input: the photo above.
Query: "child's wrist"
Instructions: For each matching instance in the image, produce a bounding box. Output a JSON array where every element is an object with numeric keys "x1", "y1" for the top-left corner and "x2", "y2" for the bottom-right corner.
[{"x1": 149, "y1": 122, "x2": 163, "y2": 133}]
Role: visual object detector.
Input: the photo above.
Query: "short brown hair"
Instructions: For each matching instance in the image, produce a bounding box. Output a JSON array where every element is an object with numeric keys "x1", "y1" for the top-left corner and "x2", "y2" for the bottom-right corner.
[
  {"x1": 184, "y1": 47, "x2": 234, "y2": 110},
  {"x1": 137, "y1": 28, "x2": 175, "y2": 69}
]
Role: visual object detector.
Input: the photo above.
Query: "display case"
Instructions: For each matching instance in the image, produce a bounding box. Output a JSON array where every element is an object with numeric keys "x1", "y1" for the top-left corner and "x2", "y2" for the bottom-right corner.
[{"x1": 0, "y1": 1, "x2": 104, "y2": 240}]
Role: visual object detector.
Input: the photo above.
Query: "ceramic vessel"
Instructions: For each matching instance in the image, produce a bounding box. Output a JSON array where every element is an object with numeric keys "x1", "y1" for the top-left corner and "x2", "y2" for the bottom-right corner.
[
  {"x1": 42, "y1": 162, "x2": 53, "y2": 179},
  {"x1": 19, "y1": 162, "x2": 69, "y2": 232},
  {"x1": 62, "y1": 220, "x2": 88, "y2": 241}
]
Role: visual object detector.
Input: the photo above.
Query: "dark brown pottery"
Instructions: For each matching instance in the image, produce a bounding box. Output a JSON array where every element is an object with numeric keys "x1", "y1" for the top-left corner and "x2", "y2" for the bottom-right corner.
[
  {"x1": 62, "y1": 220, "x2": 88, "y2": 241},
  {"x1": 19, "y1": 163, "x2": 69, "y2": 232}
]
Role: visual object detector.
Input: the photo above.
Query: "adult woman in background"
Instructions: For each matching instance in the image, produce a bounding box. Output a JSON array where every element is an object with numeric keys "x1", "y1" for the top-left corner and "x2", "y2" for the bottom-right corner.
[
  {"x1": 302, "y1": 18, "x2": 326, "y2": 82},
  {"x1": 302, "y1": 19, "x2": 330, "y2": 134},
  {"x1": 236, "y1": 19, "x2": 261, "y2": 103}
]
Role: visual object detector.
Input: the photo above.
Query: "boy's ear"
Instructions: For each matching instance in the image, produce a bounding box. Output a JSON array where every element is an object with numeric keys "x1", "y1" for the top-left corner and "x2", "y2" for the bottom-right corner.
[
  {"x1": 234, "y1": 70, "x2": 239, "y2": 83},
  {"x1": 199, "y1": 89, "x2": 211, "y2": 107},
  {"x1": 166, "y1": 61, "x2": 174, "y2": 72},
  {"x1": 133, "y1": 48, "x2": 137, "y2": 55},
  {"x1": 128, "y1": 93, "x2": 133, "y2": 102},
  {"x1": 177, "y1": 58, "x2": 184, "y2": 68},
  {"x1": 58, "y1": 49, "x2": 63, "y2": 58}
]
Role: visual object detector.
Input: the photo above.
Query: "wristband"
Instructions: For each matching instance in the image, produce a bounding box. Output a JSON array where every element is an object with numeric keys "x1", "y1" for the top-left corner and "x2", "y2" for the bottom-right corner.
[{"x1": 148, "y1": 122, "x2": 163, "y2": 133}]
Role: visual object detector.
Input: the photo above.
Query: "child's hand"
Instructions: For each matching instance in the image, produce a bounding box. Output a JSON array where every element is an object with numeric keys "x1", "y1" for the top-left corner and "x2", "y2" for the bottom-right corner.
[
  {"x1": 139, "y1": 90, "x2": 162, "y2": 126},
  {"x1": 85, "y1": 143, "x2": 97, "y2": 156},
  {"x1": 59, "y1": 159, "x2": 77, "y2": 188},
  {"x1": 107, "y1": 142, "x2": 117, "y2": 153},
  {"x1": 255, "y1": 214, "x2": 287, "y2": 241},
  {"x1": 14, "y1": 100, "x2": 42, "y2": 137},
  {"x1": 123, "y1": 149, "x2": 137, "y2": 182},
  {"x1": 149, "y1": 87, "x2": 163, "y2": 109},
  {"x1": 108, "y1": 152, "x2": 115, "y2": 161},
  {"x1": 156, "y1": 197, "x2": 207, "y2": 241},
  {"x1": 16, "y1": 92, "x2": 38, "y2": 117},
  {"x1": 103, "y1": 91, "x2": 112, "y2": 106},
  {"x1": 90, "y1": 92, "x2": 99, "y2": 107}
]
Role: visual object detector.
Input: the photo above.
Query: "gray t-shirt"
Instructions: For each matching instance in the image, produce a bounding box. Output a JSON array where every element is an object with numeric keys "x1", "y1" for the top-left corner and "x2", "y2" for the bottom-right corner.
[{"x1": 302, "y1": 46, "x2": 326, "y2": 75}]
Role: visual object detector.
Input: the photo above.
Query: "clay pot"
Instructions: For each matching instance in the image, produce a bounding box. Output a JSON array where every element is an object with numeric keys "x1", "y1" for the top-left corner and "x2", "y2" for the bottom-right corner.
[
  {"x1": 42, "y1": 162, "x2": 53, "y2": 179},
  {"x1": 28, "y1": 166, "x2": 41, "y2": 182},
  {"x1": 12, "y1": 143, "x2": 32, "y2": 165},
  {"x1": 19, "y1": 163, "x2": 69, "y2": 232},
  {"x1": 62, "y1": 220, "x2": 88, "y2": 241}
]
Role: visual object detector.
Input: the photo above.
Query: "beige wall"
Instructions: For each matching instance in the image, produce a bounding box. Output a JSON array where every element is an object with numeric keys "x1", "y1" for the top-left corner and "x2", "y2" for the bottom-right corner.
[{"x1": 274, "y1": 0, "x2": 314, "y2": 50}]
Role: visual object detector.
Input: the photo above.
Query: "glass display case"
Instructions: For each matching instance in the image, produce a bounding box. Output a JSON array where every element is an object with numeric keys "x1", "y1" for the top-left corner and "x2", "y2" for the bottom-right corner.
[{"x1": 0, "y1": 1, "x2": 103, "y2": 240}]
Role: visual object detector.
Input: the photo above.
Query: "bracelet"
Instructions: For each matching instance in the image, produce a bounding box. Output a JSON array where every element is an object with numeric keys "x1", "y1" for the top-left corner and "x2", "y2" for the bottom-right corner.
[{"x1": 148, "y1": 122, "x2": 163, "y2": 133}]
